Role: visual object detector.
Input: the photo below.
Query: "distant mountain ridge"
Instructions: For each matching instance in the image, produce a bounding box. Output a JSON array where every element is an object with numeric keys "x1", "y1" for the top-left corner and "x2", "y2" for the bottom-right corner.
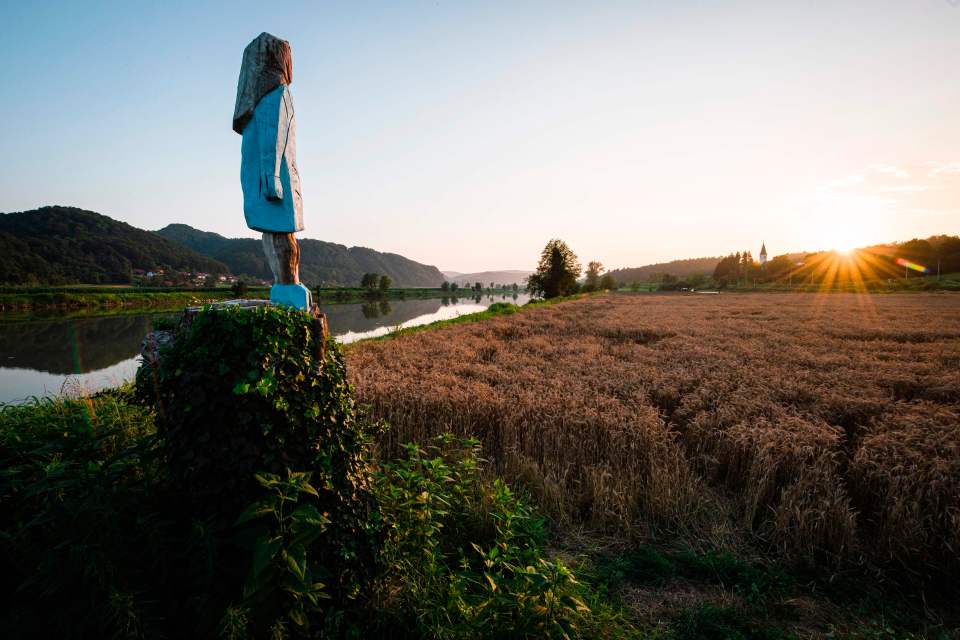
[
  {"x1": 606, "y1": 256, "x2": 722, "y2": 283},
  {"x1": 442, "y1": 270, "x2": 533, "y2": 286},
  {"x1": 156, "y1": 224, "x2": 445, "y2": 288},
  {"x1": 0, "y1": 207, "x2": 446, "y2": 287},
  {"x1": 0, "y1": 206, "x2": 228, "y2": 285}
]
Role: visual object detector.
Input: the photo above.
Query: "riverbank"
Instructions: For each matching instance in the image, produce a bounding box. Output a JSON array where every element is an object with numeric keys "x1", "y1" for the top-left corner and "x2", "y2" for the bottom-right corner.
[
  {"x1": 0, "y1": 287, "x2": 242, "y2": 311},
  {"x1": 0, "y1": 285, "x2": 524, "y2": 311},
  {"x1": 344, "y1": 293, "x2": 589, "y2": 346},
  {"x1": 315, "y1": 286, "x2": 521, "y2": 305},
  {"x1": 0, "y1": 293, "x2": 535, "y2": 404}
]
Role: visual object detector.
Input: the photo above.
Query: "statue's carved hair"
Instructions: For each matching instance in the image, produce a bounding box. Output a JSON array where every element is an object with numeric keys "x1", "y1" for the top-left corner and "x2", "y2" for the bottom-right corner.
[{"x1": 232, "y1": 32, "x2": 293, "y2": 134}]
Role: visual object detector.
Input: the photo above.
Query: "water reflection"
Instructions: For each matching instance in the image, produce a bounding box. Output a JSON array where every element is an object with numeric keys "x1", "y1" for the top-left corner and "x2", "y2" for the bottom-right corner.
[
  {"x1": 0, "y1": 315, "x2": 154, "y2": 403},
  {"x1": 0, "y1": 295, "x2": 530, "y2": 403},
  {"x1": 0, "y1": 315, "x2": 153, "y2": 374}
]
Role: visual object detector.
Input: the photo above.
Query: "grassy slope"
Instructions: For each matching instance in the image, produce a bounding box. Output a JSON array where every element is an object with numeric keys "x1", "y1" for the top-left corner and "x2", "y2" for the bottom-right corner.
[{"x1": 345, "y1": 293, "x2": 587, "y2": 346}]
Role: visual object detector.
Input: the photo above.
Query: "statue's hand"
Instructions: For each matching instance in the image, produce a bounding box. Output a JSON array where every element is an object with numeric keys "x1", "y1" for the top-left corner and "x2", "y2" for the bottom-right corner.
[{"x1": 264, "y1": 173, "x2": 284, "y2": 201}]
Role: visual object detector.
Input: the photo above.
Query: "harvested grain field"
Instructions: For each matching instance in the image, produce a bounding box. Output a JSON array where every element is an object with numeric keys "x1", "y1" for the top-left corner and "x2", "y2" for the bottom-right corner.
[{"x1": 346, "y1": 293, "x2": 960, "y2": 585}]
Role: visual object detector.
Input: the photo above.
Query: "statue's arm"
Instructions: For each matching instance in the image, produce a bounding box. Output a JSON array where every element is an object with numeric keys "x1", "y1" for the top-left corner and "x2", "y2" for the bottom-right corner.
[{"x1": 255, "y1": 89, "x2": 284, "y2": 201}]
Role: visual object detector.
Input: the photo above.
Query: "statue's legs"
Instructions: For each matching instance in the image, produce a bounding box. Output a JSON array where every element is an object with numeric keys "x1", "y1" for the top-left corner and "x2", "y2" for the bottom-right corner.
[
  {"x1": 262, "y1": 232, "x2": 300, "y2": 284},
  {"x1": 262, "y1": 232, "x2": 312, "y2": 310}
]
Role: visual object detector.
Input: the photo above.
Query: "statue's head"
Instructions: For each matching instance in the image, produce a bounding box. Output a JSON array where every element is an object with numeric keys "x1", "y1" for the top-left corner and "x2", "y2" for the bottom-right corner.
[{"x1": 232, "y1": 32, "x2": 293, "y2": 134}]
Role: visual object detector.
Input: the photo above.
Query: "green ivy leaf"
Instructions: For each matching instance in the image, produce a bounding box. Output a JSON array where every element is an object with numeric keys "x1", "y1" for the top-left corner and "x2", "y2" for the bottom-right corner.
[
  {"x1": 252, "y1": 536, "x2": 282, "y2": 579},
  {"x1": 235, "y1": 501, "x2": 273, "y2": 525},
  {"x1": 284, "y1": 544, "x2": 307, "y2": 581},
  {"x1": 290, "y1": 503, "x2": 328, "y2": 527},
  {"x1": 288, "y1": 607, "x2": 308, "y2": 627}
]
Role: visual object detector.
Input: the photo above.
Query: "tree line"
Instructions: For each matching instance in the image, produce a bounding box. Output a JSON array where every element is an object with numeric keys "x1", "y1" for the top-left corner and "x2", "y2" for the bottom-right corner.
[
  {"x1": 360, "y1": 273, "x2": 392, "y2": 291},
  {"x1": 526, "y1": 239, "x2": 615, "y2": 298},
  {"x1": 713, "y1": 235, "x2": 960, "y2": 288},
  {"x1": 438, "y1": 281, "x2": 522, "y2": 293},
  {"x1": 523, "y1": 233, "x2": 960, "y2": 298}
]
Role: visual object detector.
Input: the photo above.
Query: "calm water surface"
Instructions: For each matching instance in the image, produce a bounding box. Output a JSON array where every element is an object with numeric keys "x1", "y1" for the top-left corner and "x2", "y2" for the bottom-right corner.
[{"x1": 0, "y1": 294, "x2": 529, "y2": 404}]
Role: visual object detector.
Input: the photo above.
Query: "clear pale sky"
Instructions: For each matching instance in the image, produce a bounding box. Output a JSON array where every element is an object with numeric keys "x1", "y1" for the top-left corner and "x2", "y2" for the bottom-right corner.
[{"x1": 1, "y1": 1, "x2": 958, "y2": 272}]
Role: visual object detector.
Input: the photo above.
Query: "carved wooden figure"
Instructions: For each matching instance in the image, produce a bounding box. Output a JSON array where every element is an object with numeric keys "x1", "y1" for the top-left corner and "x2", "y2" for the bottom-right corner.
[{"x1": 233, "y1": 32, "x2": 311, "y2": 310}]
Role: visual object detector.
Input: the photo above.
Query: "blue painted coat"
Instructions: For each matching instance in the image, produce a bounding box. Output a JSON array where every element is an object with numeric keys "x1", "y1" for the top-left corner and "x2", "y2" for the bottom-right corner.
[{"x1": 240, "y1": 84, "x2": 304, "y2": 233}]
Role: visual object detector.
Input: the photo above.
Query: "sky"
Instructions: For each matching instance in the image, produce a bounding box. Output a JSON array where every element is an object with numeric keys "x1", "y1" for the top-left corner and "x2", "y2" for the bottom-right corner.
[{"x1": 1, "y1": 1, "x2": 958, "y2": 273}]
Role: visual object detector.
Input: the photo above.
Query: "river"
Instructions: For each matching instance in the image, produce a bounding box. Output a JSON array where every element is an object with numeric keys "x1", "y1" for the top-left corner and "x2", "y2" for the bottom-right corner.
[{"x1": 0, "y1": 293, "x2": 529, "y2": 404}]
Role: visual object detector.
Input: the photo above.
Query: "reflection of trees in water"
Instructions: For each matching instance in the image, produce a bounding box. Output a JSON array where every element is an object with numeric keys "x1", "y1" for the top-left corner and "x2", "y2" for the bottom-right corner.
[
  {"x1": 1, "y1": 295, "x2": 534, "y2": 378},
  {"x1": 0, "y1": 315, "x2": 152, "y2": 374},
  {"x1": 359, "y1": 301, "x2": 393, "y2": 319},
  {"x1": 319, "y1": 298, "x2": 456, "y2": 335}
]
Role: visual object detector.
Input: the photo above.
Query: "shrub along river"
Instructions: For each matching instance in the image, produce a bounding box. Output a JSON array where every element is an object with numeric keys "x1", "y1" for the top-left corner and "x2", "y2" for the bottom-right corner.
[{"x1": 0, "y1": 293, "x2": 529, "y2": 404}]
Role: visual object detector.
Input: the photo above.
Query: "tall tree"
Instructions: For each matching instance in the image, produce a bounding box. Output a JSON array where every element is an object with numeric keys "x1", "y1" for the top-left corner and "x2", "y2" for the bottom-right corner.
[
  {"x1": 584, "y1": 261, "x2": 603, "y2": 291},
  {"x1": 712, "y1": 253, "x2": 739, "y2": 286},
  {"x1": 527, "y1": 239, "x2": 581, "y2": 299}
]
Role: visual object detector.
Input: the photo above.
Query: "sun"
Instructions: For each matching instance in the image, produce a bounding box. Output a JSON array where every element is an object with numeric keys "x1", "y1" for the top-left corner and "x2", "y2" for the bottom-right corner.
[{"x1": 827, "y1": 227, "x2": 862, "y2": 255}]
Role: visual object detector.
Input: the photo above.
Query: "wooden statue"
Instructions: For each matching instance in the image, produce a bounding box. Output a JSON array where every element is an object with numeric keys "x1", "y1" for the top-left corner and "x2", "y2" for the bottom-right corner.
[{"x1": 233, "y1": 32, "x2": 310, "y2": 310}]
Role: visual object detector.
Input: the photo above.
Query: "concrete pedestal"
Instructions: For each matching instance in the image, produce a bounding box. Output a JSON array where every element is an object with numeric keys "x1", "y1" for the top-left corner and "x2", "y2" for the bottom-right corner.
[{"x1": 270, "y1": 283, "x2": 312, "y2": 310}]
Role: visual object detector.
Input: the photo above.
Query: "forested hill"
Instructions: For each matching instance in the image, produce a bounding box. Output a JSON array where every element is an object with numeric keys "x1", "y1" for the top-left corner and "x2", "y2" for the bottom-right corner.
[
  {"x1": 156, "y1": 224, "x2": 445, "y2": 287},
  {"x1": 0, "y1": 207, "x2": 228, "y2": 285},
  {"x1": 607, "y1": 256, "x2": 722, "y2": 283}
]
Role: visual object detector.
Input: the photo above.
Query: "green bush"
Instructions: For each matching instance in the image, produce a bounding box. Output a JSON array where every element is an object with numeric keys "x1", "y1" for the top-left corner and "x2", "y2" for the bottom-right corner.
[
  {"x1": 0, "y1": 390, "x2": 170, "y2": 637},
  {"x1": 137, "y1": 305, "x2": 383, "y2": 606},
  {"x1": 228, "y1": 470, "x2": 339, "y2": 636},
  {"x1": 487, "y1": 302, "x2": 519, "y2": 315},
  {"x1": 371, "y1": 434, "x2": 624, "y2": 639}
]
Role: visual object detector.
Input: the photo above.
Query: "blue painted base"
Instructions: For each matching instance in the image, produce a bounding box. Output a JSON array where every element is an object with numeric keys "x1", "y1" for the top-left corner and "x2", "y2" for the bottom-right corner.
[{"x1": 270, "y1": 283, "x2": 312, "y2": 311}]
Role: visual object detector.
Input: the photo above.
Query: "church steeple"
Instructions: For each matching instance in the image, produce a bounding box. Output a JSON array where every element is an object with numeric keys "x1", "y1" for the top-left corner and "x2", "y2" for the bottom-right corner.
[{"x1": 759, "y1": 241, "x2": 768, "y2": 265}]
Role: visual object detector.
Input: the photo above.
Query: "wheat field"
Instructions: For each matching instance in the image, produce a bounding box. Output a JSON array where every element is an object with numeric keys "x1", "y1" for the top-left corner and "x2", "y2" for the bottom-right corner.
[{"x1": 346, "y1": 293, "x2": 960, "y2": 583}]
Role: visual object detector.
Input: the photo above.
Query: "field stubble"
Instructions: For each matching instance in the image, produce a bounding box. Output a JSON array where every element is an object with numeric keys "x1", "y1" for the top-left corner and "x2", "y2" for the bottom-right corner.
[{"x1": 347, "y1": 293, "x2": 960, "y2": 588}]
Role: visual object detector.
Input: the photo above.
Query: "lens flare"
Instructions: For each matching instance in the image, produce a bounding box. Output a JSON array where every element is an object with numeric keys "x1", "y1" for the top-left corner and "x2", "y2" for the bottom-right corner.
[{"x1": 895, "y1": 257, "x2": 928, "y2": 273}]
